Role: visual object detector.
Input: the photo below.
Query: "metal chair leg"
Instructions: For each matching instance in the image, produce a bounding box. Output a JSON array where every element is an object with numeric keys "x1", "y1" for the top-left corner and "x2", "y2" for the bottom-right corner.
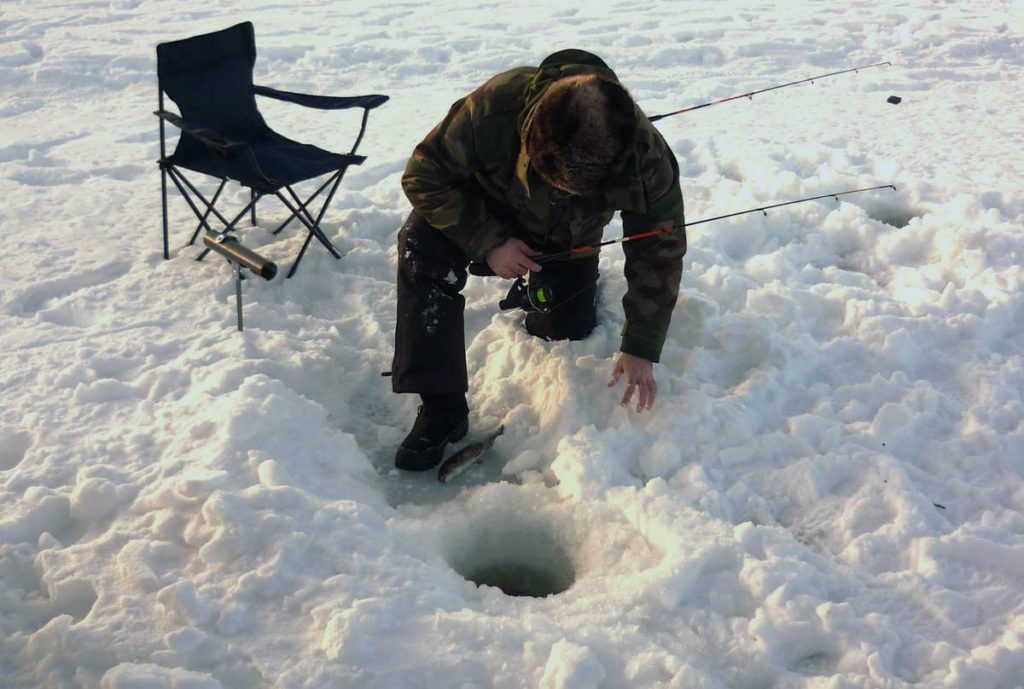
[
  {"x1": 270, "y1": 174, "x2": 336, "y2": 236},
  {"x1": 275, "y1": 173, "x2": 345, "y2": 278},
  {"x1": 195, "y1": 195, "x2": 262, "y2": 261},
  {"x1": 189, "y1": 178, "x2": 227, "y2": 246},
  {"x1": 163, "y1": 167, "x2": 261, "y2": 262},
  {"x1": 286, "y1": 230, "x2": 318, "y2": 279}
]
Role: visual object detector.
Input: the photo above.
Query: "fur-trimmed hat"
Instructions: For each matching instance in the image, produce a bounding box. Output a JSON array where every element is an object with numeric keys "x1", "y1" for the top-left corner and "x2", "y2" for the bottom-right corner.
[{"x1": 524, "y1": 74, "x2": 638, "y2": 196}]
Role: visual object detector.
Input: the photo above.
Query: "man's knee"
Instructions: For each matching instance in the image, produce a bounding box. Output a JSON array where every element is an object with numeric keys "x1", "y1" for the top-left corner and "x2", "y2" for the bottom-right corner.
[
  {"x1": 398, "y1": 212, "x2": 468, "y2": 292},
  {"x1": 522, "y1": 256, "x2": 600, "y2": 341},
  {"x1": 525, "y1": 295, "x2": 597, "y2": 341}
]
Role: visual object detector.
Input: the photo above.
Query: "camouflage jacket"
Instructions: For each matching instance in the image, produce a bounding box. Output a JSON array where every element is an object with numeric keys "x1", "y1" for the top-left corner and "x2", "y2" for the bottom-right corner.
[{"x1": 402, "y1": 49, "x2": 686, "y2": 362}]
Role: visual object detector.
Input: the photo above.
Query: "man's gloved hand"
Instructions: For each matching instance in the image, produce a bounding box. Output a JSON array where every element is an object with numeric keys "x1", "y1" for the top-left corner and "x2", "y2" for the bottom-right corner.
[
  {"x1": 608, "y1": 352, "x2": 657, "y2": 412},
  {"x1": 486, "y1": 238, "x2": 543, "y2": 279}
]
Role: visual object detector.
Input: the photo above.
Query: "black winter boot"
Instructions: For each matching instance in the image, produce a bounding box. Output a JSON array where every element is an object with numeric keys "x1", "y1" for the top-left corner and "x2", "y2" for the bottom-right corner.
[{"x1": 395, "y1": 394, "x2": 469, "y2": 471}]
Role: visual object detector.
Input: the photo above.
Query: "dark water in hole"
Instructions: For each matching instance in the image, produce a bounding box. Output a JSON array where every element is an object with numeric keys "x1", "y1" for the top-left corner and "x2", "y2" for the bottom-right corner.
[
  {"x1": 872, "y1": 210, "x2": 917, "y2": 228},
  {"x1": 864, "y1": 205, "x2": 920, "y2": 229},
  {"x1": 468, "y1": 561, "x2": 573, "y2": 598}
]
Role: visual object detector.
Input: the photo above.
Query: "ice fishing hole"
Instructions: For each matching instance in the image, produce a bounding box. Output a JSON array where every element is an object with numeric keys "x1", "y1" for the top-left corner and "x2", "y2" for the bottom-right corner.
[
  {"x1": 447, "y1": 518, "x2": 575, "y2": 598},
  {"x1": 862, "y1": 202, "x2": 921, "y2": 229}
]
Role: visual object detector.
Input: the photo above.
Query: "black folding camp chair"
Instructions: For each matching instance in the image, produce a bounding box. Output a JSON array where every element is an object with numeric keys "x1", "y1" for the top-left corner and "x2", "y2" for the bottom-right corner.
[{"x1": 155, "y1": 22, "x2": 388, "y2": 278}]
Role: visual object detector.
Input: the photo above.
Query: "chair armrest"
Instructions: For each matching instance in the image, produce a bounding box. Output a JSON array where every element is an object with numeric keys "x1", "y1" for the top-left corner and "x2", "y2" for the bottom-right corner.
[
  {"x1": 253, "y1": 85, "x2": 389, "y2": 111},
  {"x1": 154, "y1": 110, "x2": 246, "y2": 154}
]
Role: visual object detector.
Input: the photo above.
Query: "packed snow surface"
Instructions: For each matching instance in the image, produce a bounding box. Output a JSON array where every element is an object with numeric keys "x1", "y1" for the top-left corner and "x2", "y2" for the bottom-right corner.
[{"x1": 2, "y1": 1, "x2": 1023, "y2": 688}]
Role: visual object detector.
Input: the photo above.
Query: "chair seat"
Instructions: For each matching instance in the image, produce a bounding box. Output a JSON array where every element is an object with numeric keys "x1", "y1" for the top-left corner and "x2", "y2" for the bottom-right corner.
[{"x1": 167, "y1": 129, "x2": 365, "y2": 193}]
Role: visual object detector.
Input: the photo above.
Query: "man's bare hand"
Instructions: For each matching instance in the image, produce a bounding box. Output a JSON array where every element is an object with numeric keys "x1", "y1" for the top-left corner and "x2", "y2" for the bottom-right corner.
[
  {"x1": 486, "y1": 238, "x2": 542, "y2": 279},
  {"x1": 608, "y1": 353, "x2": 657, "y2": 412}
]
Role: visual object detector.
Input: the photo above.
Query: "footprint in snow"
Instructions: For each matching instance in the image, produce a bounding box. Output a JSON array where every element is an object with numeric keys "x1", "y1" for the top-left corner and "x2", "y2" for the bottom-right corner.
[{"x1": 5, "y1": 260, "x2": 131, "y2": 319}]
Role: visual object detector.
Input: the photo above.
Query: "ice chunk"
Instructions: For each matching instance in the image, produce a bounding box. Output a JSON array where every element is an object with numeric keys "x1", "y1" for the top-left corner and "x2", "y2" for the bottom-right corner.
[{"x1": 540, "y1": 640, "x2": 605, "y2": 689}]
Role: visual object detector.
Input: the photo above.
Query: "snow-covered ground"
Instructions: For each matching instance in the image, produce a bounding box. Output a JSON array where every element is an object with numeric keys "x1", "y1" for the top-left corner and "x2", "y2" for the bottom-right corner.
[{"x1": 2, "y1": 1, "x2": 1023, "y2": 687}]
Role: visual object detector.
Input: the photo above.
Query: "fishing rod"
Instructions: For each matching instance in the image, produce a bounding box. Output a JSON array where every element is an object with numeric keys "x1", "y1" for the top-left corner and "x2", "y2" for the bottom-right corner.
[
  {"x1": 470, "y1": 183, "x2": 897, "y2": 315},
  {"x1": 381, "y1": 183, "x2": 899, "y2": 373},
  {"x1": 532, "y1": 184, "x2": 897, "y2": 264},
  {"x1": 649, "y1": 61, "x2": 892, "y2": 123}
]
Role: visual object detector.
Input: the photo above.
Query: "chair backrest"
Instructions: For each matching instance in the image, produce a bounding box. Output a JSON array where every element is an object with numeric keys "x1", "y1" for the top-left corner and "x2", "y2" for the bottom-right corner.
[{"x1": 157, "y1": 22, "x2": 268, "y2": 140}]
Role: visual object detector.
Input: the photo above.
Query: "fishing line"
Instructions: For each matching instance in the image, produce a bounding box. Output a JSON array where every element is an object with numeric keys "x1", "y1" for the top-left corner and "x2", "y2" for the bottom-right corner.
[{"x1": 523, "y1": 184, "x2": 897, "y2": 317}]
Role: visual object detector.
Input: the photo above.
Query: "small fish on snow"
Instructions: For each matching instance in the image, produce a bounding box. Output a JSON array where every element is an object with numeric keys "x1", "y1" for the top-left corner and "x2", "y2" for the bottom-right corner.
[{"x1": 437, "y1": 425, "x2": 505, "y2": 483}]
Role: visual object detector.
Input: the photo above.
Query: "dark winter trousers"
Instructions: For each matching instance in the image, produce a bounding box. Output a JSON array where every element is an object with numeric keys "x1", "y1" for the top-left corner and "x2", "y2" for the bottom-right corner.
[{"x1": 391, "y1": 212, "x2": 599, "y2": 395}]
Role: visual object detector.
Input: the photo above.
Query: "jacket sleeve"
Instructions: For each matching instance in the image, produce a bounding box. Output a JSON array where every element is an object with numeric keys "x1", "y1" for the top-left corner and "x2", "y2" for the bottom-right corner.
[
  {"x1": 618, "y1": 123, "x2": 687, "y2": 363},
  {"x1": 401, "y1": 99, "x2": 510, "y2": 262}
]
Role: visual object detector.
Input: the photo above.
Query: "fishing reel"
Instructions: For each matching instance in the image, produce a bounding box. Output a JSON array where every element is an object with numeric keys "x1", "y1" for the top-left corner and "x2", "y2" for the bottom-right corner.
[
  {"x1": 469, "y1": 262, "x2": 556, "y2": 313},
  {"x1": 499, "y1": 275, "x2": 554, "y2": 313}
]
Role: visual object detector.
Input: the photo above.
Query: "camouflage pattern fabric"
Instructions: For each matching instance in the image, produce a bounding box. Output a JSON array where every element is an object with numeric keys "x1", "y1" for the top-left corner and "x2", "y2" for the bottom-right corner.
[{"x1": 402, "y1": 49, "x2": 686, "y2": 362}]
